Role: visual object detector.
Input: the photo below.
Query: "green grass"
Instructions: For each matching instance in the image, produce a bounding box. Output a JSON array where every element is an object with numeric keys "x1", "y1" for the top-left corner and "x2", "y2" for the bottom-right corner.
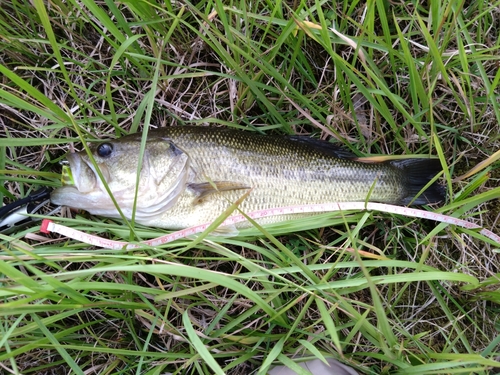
[{"x1": 1, "y1": 0, "x2": 500, "y2": 374}]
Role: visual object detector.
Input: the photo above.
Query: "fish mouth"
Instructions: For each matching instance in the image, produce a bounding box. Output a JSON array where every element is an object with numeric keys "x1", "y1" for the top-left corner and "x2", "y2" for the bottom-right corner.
[
  {"x1": 51, "y1": 152, "x2": 109, "y2": 208},
  {"x1": 67, "y1": 153, "x2": 86, "y2": 191},
  {"x1": 63, "y1": 153, "x2": 109, "y2": 194}
]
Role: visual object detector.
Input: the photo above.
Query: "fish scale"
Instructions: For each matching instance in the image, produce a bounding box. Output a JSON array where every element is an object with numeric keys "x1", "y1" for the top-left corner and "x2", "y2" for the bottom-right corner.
[{"x1": 51, "y1": 126, "x2": 444, "y2": 229}]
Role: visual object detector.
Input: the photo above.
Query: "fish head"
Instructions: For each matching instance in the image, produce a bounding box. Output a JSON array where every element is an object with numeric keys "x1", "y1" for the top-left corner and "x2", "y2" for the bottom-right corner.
[{"x1": 51, "y1": 135, "x2": 190, "y2": 222}]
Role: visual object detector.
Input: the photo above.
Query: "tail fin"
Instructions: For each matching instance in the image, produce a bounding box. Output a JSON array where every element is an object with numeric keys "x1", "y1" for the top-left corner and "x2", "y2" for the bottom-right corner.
[{"x1": 390, "y1": 158, "x2": 445, "y2": 205}]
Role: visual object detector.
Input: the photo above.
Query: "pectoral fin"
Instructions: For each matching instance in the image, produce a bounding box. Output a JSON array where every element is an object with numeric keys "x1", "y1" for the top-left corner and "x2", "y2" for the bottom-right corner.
[{"x1": 188, "y1": 181, "x2": 250, "y2": 204}]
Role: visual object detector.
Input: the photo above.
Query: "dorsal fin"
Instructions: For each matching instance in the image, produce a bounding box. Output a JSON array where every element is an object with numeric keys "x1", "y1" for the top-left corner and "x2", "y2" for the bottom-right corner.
[{"x1": 286, "y1": 136, "x2": 358, "y2": 159}]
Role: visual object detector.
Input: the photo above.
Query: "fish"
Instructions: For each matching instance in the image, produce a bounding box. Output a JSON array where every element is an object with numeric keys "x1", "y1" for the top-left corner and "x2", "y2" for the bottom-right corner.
[{"x1": 50, "y1": 126, "x2": 445, "y2": 230}]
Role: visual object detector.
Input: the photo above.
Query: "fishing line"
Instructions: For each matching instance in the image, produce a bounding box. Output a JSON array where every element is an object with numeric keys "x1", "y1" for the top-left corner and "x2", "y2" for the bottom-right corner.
[{"x1": 40, "y1": 202, "x2": 500, "y2": 250}]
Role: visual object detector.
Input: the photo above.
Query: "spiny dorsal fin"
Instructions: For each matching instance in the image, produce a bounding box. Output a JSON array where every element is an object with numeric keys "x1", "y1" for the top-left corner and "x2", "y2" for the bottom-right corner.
[{"x1": 286, "y1": 136, "x2": 358, "y2": 159}]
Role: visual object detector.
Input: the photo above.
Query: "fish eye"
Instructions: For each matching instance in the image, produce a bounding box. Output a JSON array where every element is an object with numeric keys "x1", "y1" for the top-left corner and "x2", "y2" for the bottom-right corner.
[{"x1": 97, "y1": 143, "x2": 113, "y2": 158}]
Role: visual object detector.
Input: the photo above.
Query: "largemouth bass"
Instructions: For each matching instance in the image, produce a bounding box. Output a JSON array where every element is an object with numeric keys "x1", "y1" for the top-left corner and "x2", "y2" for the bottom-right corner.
[{"x1": 51, "y1": 126, "x2": 444, "y2": 229}]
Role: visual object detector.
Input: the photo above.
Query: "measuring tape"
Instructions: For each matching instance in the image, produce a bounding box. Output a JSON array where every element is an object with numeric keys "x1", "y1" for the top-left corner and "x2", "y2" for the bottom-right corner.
[{"x1": 39, "y1": 202, "x2": 500, "y2": 249}]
